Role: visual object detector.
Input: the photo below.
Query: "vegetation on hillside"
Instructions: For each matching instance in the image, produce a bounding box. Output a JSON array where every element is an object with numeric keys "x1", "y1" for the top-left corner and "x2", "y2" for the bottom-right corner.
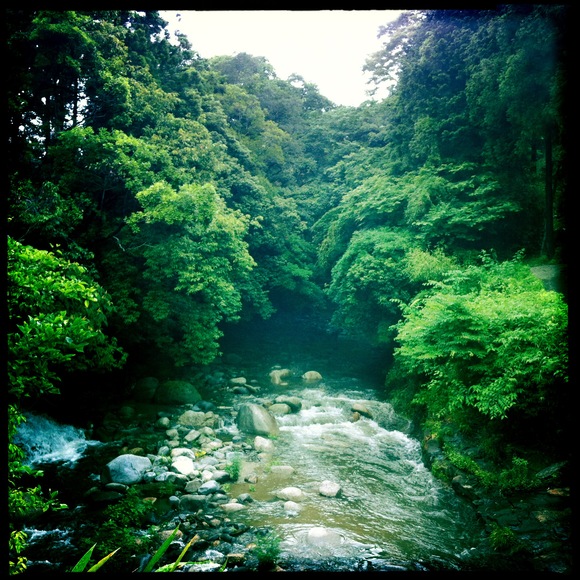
[{"x1": 6, "y1": 7, "x2": 569, "y2": 573}]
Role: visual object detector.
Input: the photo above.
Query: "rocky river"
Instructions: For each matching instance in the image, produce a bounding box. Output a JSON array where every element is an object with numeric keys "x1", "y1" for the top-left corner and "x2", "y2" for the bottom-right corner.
[{"x1": 14, "y1": 325, "x2": 572, "y2": 574}]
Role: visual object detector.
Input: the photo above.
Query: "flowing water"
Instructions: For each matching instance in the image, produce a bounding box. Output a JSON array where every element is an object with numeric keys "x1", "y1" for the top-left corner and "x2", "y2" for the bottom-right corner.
[
  {"x1": 13, "y1": 322, "x2": 488, "y2": 572},
  {"x1": 224, "y1": 379, "x2": 484, "y2": 571}
]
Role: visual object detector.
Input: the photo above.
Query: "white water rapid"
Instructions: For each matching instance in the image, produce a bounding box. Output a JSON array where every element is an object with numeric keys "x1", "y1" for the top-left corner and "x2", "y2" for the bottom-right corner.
[
  {"x1": 227, "y1": 383, "x2": 483, "y2": 570},
  {"x1": 14, "y1": 412, "x2": 101, "y2": 467}
]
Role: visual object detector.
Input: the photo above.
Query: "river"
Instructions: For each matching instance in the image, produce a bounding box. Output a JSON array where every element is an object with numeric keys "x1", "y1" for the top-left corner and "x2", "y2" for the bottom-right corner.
[{"x1": 13, "y1": 318, "x2": 489, "y2": 572}]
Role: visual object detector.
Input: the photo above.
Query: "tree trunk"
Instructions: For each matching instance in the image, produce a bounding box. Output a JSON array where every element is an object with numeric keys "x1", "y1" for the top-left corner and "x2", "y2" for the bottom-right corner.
[{"x1": 542, "y1": 125, "x2": 554, "y2": 259}]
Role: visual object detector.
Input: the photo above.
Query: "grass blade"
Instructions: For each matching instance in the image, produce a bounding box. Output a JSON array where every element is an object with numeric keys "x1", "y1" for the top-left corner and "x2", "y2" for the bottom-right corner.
[
  {"x1": 86, "y1": 548, "x2": 120, "y2": 572},
  {"x1": 142, "y1": 526, "x2": 180, "y2": 573},
  {"x1": 70, "y1": 544, "x2": 96, "y2": 572}
]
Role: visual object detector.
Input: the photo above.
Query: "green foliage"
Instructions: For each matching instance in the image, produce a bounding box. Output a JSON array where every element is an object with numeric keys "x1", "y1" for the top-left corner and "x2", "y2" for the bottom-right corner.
[
  {"x1": 253, "y1": 531, "x2": 282, "y2": 569},
  {"x1": 489, "y1": 523, "x2": 525, "y2": 554},
  {"x1": 70, "y1": 545, "x2": 120, "y2": 572},
  {"x1": 225, "y1": 456, "x2": 242, "y2": 482},
  {"x1": 393, "y1": 253, "x2": 568, "y2": 422},
  {"x1": 497, "y1": 456, "x2": 540, "y2": 492},
  {"x1": 327, "y1": 227, "x2": 416, "y2": 342},
  {"x1": 7, "y1": 236, "x2": 126, "y2": 400},
  {"x1": 71, "y1": 526, "x2": 191, "y2": 573},
  {"x1": 125, "y1": 181, "x2": 257, "y2": 365},
  {"x1": 79, "y1": 487, "x2": 154, "y2": 570}
]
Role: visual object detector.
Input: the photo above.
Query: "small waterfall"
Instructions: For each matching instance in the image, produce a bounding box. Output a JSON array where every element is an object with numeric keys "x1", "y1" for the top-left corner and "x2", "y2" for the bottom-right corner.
[{"x1": 13, "y1": 412, "x2": 100, "y2": 467}]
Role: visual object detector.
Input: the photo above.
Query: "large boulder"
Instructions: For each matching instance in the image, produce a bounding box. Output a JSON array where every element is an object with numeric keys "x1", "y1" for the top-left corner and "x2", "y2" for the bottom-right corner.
[
  {"x1": 236, "y1": 403, "x2": 280, "y2": 437},
  {"x1": 269, "y1": 368, "x2": 292, "y2": 385},
  {"x1": 101, "y1": 454, "x2": 152, "y2": 485},
  {"x1": 153, "y1": 380, "x2": 202, "y2": 405},
  {"x1": 132, "y1": 377, "x2": 159, "y2": 402}
]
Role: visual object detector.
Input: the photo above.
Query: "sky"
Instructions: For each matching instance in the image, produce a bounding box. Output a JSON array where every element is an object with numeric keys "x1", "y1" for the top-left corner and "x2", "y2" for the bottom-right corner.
[{"x1": 159, "y1": 10, "x2": 404, "y2": 107}]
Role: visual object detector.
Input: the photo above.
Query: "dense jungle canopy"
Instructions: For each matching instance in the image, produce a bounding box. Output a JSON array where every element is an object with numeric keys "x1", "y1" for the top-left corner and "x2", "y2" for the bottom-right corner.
[{"x1": 7, "y1": 7, "x2": 571, "y2": 574}]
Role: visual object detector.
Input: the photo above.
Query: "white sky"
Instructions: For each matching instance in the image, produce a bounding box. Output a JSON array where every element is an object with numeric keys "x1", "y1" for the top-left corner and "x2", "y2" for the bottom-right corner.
[{"x1": 159, "y1": 10, "x2": 403, "y2": 107}]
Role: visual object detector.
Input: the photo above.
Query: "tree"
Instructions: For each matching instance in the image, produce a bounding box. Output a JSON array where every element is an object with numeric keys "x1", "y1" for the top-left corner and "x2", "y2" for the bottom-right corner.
[
  {"x1": 392, "y1": 253, "x2": 568, "y2": 424},
  {"x1": 7, "y1": 236, "x2": 126, "y2": 574},
  {"x1": 124, "y1": 181, "x2": 256, "y2": 365}
]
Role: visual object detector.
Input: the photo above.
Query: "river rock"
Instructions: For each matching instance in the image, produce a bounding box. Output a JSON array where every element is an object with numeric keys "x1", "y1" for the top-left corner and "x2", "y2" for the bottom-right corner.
[
  {"x1": 275, "y1": 486, "x2": 305, "y2": 501},
  {"x1": 179, "y1": 494, "x2": 209, "y2": 510},
  {"x1": 306, "y1": 526, "x2": 343, "y2": 546},
  {"x1": 236, "y1": 403, "x2": 280, "y2": 436},
  {"x1": 274, "y1": 395, "x2": 302, "y2": 412},
  {"x1": 230, "y1": 377, "x2": 247, "y2": 385},
  {"x1": 171, "y1": 455, "x2": 196, "y2": 476},
  {"x1": 101, "y1": 453, "x2": 152, "y2": 485},
  {"x1": 284, "y1": 500, "x2": 301, "y2": 516},
  {"x1": 132, "y1": 376, "x2": 159, "y2": 402},
  {"x1": 269, "y1": 368, "x2": 292, "y2": 385},
  {"x1": 254, "y1": 435, "x2": 275, "y2": 453},
  {"x1": 156, "y1": 416, "x2": 171, "y2": 429},
  {"x1": 319, "y1": 480, "x2": 342, "y2": 497},
  {"x1": 351, "y1": 402, "x2": 373, "y2": 419},
  {"x1": 177, "y1": 410, "x2": 208, "y2": 428},
  {"x1": 221, "y1": 502, "x2": 246, "y2": 512},
  {"x1": 154, "y1": 380, "x2": 202, "y2": 405},
  {"x1": 198, "y1": 480, "x2": 221, "y2": 495},
  {"x1": 270, "y1": 465, "x2": 295, "y2": 477},
  {"x1": 302, "y1": 370, "x2": 323, "y2": 381},
  {"x1": 268, "y1": 403, "x2": 292, "y2": 416}
]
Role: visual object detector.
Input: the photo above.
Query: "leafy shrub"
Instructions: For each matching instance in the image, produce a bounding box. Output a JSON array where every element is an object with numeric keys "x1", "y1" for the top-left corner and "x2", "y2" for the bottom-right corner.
[
  {"x1": 497, "y1": 456, "x2": 539, "y2": 492},
  {"x1": 253, "y1": 530, "x2": 281, "y2": 569},
  {"x1": 225, "y1": 456, "x2": 242, "y2": 481},
  {"x1": 393, "y1": 253, "x2": 568, "y2": 423},
  {"x1": 79, "y1": 488, "x2": 154, "y2": 571}
]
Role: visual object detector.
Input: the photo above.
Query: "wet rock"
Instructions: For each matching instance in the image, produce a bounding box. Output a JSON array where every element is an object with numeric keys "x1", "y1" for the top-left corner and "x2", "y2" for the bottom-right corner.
[
  {"x1": 230, "y1": 377, "x2": 247, "y2": 385},
  {"x1": 307, "y1": 526, "x2": 342, "y2": 546},
  {"x1": 179, "y1": 494, "x2": 210, "y2": 510},
  {"x1": 275, "y1": 486, "x2": 305, "y2": 501},
  {"x1": 221, "y1": 502, "x2": 246, "y2": 512},
  {"x1": 351, "y1": 402, "x2": 372, "y2": 418},
  {"x1": 177, "y1": 410, "x2": 208, "y2": 428},
  {"x1": 153, "y1": 380, "x2": 202, "y2": 405},
  {"x1": 270, "y1": 465, "x2": 295, "y2": 478},
  {"x1": 101, "y1": 453, "x2": 152, "y2": 485},
  {"x1": 171, "y1": 455, "x2": 195, "y2": 476},
  {"x1": 274, "y1": 395, "x2": 302, "y2": 412},
  {"x1": 156, "y1": 416, "x2": 171, "y2": 429},
  {"x1": 198, "y1": 480, "x2": 221, "y2": 495},
  {"x1": 269, "y1": 368, "x2": 292, "y2": 385},
  {"x1": 319, "y1": 480, "x2": 341, "y2": 497},
  {"x1": 236, "y1": 403, "x2": 280, "y2": 437},
  {"x1": 269, "y1": 403, "x2": 292, "y2": 416},
  {"x1": 302, "y1": 371, "x2": 323, "y2": 381},
  {"x1": 284, "y1": 500, "x2": 301, "y2": 516},
  {"x1": 254, "y1": 435, "x2": 275, "y2": 453}
]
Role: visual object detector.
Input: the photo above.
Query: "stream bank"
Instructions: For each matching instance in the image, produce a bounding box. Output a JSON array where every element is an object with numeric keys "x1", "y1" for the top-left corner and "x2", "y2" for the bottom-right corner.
[{"x1": 15, "y1": 317, "x2": 573, "y2": 574}]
